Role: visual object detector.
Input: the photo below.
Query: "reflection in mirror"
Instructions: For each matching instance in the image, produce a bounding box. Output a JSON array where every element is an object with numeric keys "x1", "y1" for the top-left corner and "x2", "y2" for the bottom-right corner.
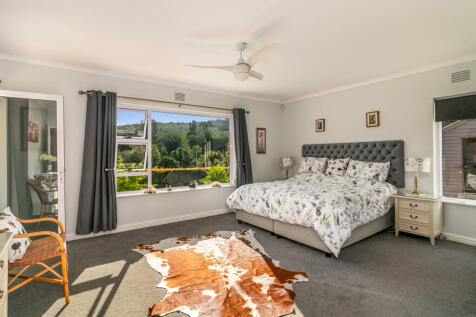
[{"x1": 0, "y1": 96, "x2": 58, "y2": 233}]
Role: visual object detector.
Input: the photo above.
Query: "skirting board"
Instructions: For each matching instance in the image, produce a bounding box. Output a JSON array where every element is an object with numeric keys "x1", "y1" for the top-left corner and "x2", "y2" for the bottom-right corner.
[
  {"x1": 441, "y1": 232, "x2": 476, "y2": 247},
  {"x1": 66, "y1": 209, "x2": 232, "y2": 241}
]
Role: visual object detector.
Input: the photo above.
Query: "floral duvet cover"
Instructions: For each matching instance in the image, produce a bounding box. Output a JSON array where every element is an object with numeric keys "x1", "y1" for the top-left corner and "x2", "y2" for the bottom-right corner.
[{"x1": 226, "y1": 173, "x2": 397, "y2": 256}]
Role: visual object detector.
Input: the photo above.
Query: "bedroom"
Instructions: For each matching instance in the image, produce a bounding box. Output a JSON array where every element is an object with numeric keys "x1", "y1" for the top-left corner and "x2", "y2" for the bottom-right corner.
[{"x1": 0, "y1": 1, "x2": 475, "y2": 316}]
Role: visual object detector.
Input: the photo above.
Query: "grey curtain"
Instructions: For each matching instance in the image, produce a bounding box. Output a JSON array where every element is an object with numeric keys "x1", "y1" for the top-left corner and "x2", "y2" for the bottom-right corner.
[
  {"x1": 7, "y1": 99, "x2": 32, "y2": 218},
  {"x1": 76, "y1": 91, "x2": 117, "y2": 234},
  {"x1": 233, "y1": 108, "x2": 253, "y2": 187}
]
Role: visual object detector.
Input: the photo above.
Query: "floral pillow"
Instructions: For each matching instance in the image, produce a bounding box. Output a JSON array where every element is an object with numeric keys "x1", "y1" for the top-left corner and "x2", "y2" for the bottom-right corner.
[
  {"x1": 0, "y1": 207, "x2": 31, "y2": 263},
  {"x1": 297, "y1": 157, "x2": 327, "y2": 174},
  {"x1": 345, "y1": 160, "x2": 390, "y2": 182},
  {"x1": 324, "y1": 158, "x2": 350, "y2": 176}
]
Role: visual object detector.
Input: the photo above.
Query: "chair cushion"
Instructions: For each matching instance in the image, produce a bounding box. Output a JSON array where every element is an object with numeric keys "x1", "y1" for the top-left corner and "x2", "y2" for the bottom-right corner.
[{"x1": 0, "y1": 207, "x2": 31, "y2": 263}]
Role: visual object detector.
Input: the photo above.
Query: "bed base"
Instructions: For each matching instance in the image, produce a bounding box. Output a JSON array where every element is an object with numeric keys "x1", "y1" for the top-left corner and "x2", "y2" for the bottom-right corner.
[{"x1": 235, "y1": 209, "x2": 394, "y2": 256}]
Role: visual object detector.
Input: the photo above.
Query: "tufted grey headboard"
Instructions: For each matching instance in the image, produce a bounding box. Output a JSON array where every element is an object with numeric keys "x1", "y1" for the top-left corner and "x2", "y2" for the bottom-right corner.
[{"x1": 302, "y1": 140, "x2": 404, "y2": 187}]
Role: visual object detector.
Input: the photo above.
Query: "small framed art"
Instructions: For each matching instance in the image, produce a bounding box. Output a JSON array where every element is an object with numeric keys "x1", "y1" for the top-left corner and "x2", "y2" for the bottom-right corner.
[
  {"x1": 256, "y1": 128, "x2": 266, "y2": 154},
  {"x1": 315, "y1": 119, "x2": 325, "y2": 132},
  {"x1": 366, "y1": 111, "x2": 380, "y2": 127}
]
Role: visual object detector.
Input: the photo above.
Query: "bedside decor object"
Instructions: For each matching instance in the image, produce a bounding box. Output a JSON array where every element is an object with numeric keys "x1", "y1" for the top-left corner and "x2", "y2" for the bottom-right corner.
[
  {"x1": 393, "y1": 193, "x2": 442, "y2": 245},
  {"x1": 366, "y1": 111, "x2": 380, "y2": 127},
  {"x1": 315, "y1": 118, "x2": 325, "y2": 132},
  {"x1": 256, "y1": 128, "x2": 266, "y2": 154},
  {"x1": 167, "y1": 185, "x2": 172, "y2": 191},
  {"x1": 405, "y1": 157, "x2": 430, "y2": 195},
  {"x1": 280, "y1": 156, "x2": 294, "y2": 179}
]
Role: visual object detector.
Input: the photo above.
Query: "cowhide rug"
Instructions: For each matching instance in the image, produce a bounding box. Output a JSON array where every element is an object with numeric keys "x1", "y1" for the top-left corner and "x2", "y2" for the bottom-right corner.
[{"x1": 132, "y1": 229, "x2": 308, "y2": 317}]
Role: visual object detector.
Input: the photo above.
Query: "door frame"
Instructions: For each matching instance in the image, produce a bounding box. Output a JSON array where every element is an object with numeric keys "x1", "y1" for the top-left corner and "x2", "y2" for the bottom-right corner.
[{"x1": 0, "y1": 89, "x2": 65, "y2": 229}]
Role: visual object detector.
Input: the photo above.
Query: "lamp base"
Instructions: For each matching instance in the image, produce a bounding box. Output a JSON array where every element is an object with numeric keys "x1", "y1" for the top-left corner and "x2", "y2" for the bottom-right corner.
[{"x1": 412, "y1": 175, "x2": 420, "y2": 196}]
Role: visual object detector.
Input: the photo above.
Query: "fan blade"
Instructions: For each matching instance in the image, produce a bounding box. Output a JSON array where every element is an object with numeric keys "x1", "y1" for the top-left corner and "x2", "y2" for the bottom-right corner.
[
  {"x1": 185, "y1": 65, "x2": 236, "y2": 72},
  {"x1": 248, "y1": 70, "x2": 264, "y2": 80},
  {"x1": 246, "y1": 43, "x2": 279, "y2": 67}
]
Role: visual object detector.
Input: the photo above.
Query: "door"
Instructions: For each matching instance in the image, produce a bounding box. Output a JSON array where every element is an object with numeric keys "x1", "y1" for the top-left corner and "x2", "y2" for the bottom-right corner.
[{"x1": 0, "y1": 90, "x2": 64, "y2": 233}]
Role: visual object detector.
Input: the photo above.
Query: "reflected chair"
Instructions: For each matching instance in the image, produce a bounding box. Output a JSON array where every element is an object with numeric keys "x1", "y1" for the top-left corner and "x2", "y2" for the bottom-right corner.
[
  {"x1": 27, "y1": 178, "x2": 58, "y2": 218},
  {"x1": 8, "y1": 218, "x2": 69, "y2": 304}
]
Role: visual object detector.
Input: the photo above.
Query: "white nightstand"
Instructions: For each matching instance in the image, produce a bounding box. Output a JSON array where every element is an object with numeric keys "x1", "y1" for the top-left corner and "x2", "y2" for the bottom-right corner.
[{"x1": 393, "y1": 193, "x2": 442, "y2": 245}]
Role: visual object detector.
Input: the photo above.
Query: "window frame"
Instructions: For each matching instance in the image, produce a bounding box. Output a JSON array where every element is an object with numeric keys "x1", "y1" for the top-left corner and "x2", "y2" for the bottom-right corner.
[
  {"x1": 115, "y1": 101, "x2": 235, "y2": 194},
  {"x1": 434, "y1": 109, "x2": 476, "y2": 206}
]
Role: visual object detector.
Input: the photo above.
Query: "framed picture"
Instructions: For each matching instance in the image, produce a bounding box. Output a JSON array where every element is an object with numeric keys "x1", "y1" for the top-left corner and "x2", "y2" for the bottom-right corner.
[
  {"x1": 366, "y1": 111, "x2": 380, "y2": 127},
  {"x1": 256, "y1": 128, "x2": 266, "y2": 154},
  {"x1": 315, "y1": 119, "x2": 325, "y2": 132},
  {"x1": 28, "y1": 120, "x2": 40, "y2": 142}
]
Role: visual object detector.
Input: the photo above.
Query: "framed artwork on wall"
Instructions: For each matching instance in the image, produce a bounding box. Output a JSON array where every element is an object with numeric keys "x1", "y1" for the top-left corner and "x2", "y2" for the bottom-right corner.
[
  {"x1": 315, "y1": 119, "x2": 325, "y2": 132},
  {"x1": 256, "y1": 128, "x2": 266, "y2": 154},
  {"x1": 366, "y1": 111, "x2": 380, "y2": 127}
]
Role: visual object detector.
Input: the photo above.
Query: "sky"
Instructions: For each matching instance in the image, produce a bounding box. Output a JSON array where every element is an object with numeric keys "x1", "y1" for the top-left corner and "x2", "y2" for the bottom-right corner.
[{"x1": 117, "y1": 110, "x2": 227, "y2": 125}]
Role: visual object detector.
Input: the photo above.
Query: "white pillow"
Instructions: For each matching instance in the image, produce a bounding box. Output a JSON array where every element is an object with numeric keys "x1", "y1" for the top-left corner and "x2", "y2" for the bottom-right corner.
[
  {"x1": 298, "y1": 157, "x2": 327, "y2": 174},
  {"x1": 0, "y1": 207, "x2": 31, "y2": 263},
  {"x1": 324, "y1": 158, "x2": 350, "y2": 176},
  {"x1": 345, "y1": 160, "x2": 390, "y2": 182}
]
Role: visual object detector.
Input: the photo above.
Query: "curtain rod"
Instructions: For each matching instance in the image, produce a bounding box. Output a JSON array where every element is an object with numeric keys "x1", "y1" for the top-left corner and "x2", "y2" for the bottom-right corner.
[{"x1": 78, "y1": 90, "x2": 249, "y2": 114}]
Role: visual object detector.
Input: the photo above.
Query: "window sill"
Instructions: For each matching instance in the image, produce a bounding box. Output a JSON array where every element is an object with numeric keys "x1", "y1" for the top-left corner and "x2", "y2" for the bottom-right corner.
[
  {"x1": 117, "y1": 183, "x2": 236, "y2": 198},
  {"x1": 442, "y1": 197, "x2": 476, "y2": 207}
]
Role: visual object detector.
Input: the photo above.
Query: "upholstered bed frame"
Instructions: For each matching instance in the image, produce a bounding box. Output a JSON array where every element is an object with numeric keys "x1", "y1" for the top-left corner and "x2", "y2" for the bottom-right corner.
[{"x1": 235, "y1": 140, "x2": 404, "y2": 256}]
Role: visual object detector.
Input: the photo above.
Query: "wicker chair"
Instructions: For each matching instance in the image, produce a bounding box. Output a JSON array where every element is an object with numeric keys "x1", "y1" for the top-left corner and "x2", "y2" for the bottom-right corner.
[
  {"x1": 8, "y1": 218, "x2": 69, "y2": 304},
  {"x1": 27, "y1": 178, "x2": 58, "y2": 218}
]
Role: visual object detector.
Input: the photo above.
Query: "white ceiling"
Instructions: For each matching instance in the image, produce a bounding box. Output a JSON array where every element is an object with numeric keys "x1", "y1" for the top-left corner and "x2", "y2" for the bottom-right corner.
[{"x1": 1, "y1": 0, "x2": 476, "y2": 102}]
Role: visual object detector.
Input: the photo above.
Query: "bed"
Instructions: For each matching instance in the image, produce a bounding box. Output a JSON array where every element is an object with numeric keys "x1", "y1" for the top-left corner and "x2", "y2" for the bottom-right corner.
[{"x1": 227, "y1": 140, "x2": 404, "y2": 257}]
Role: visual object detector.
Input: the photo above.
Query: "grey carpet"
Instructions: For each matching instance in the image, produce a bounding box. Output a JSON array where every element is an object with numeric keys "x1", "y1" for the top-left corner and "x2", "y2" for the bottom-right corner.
[{"x1": 8, "y1": 213, "x2": 476, "y2": 317}]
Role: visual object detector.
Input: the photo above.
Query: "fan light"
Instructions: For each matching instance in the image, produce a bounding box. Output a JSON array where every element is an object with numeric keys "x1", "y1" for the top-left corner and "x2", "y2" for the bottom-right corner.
[{"x1": 234, "y1": 72, "x2": 249, "y2": 81}]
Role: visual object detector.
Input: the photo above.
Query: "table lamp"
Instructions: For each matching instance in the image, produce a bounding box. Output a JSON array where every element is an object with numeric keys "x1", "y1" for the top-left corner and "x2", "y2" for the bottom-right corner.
[
  {"x1": 405, "y1": 157, "x2": 431, "y2": 195},
  {"x1": 281, "y1": 157, "x2": 294, "y2": 179}
]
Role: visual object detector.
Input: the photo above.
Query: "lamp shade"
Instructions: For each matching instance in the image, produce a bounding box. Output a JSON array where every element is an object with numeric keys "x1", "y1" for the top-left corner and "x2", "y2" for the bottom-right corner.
[
  {"x1": 405, "y1": 157, "x2": 431, "y2": 173},
  {"x1": 281, "y1": 157, "x2": 294, "y2": 168}
]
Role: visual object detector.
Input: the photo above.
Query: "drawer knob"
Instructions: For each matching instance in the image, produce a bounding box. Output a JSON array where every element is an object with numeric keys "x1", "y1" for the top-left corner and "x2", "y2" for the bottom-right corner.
[
  {"x1": 0, "y1": 260, "x2": 4, "y2": 269},
  {"x1": 410, "y1": 225, "x2": 418, "y2": 230},
  {"x1": 409, "y1": 203, "x2": 418, "y2": 208},
  {"x1": 409, "y1": 214, "x2": 419, "y2": 219},
  {"x1": 0, "y1": 290, "x2": 3, "y2": 299}
]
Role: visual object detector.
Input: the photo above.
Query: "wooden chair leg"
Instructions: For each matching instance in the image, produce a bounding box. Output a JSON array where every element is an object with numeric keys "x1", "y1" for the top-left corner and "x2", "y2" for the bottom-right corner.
[{"x1": 61, "y1": 253, "x2": 70, "y2": 304}]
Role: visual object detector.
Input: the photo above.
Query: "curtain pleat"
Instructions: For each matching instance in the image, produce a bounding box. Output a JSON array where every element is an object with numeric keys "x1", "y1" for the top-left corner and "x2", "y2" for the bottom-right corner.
[{"x1": 233, "y1": 108, "x2": 253, "y2": 187}]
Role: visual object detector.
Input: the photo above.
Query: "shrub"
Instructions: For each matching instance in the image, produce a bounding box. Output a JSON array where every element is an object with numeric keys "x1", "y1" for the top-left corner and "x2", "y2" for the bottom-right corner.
[{"x1": 200, "y1": 165, "x2": 230, "y2": 184}]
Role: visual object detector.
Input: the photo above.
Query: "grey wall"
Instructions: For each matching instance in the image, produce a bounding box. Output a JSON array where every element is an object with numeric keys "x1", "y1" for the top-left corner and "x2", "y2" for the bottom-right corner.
[
  {"x1": 0, "y1": 58, "x2": 282, "y2": 237},
  {"x1": 283, "y1": 59, "x2": 476, "y2": 240}
]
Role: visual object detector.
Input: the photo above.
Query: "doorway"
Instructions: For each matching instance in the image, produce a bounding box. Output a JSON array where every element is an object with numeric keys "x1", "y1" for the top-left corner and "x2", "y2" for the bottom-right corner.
[{"x1": 0, "y1": 90, "x2": 64, "y2": 233}]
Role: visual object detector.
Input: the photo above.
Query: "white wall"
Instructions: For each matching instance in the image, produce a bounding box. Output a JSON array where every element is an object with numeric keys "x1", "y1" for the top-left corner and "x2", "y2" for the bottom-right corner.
[
  {"x1": 282, "y1": 59, "x2": 476, "y2": 240},
  {"x1": 0, "y1": 58, "x2": 282, "y2": 237}
]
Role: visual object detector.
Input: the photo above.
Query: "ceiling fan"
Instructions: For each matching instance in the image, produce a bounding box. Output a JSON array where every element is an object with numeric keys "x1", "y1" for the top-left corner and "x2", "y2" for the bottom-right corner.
[{"x1": 186, "y1": 42, "x2": 279, "y2": 81}]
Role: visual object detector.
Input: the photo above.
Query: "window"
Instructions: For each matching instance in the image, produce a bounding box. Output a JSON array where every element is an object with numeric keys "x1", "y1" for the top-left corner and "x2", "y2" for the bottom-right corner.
[
  {"x1": 440, "y1": 119, "x2": 476, "y2": 201},
  {"x1": 115, "y1": 104, "x2": 232, "y2": 193}
]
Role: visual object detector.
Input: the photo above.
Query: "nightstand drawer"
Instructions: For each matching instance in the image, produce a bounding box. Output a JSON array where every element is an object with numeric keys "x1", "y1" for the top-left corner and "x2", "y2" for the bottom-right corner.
[
  {"x1": 399, "y1": 208, "x2": 429, "y2": 224},
  {"x1": 400, "y1": 220, "x2": 429, "y2": 236},
  {"x1": 399, "y1": 199, "x2": 431, "y2": 212}
]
